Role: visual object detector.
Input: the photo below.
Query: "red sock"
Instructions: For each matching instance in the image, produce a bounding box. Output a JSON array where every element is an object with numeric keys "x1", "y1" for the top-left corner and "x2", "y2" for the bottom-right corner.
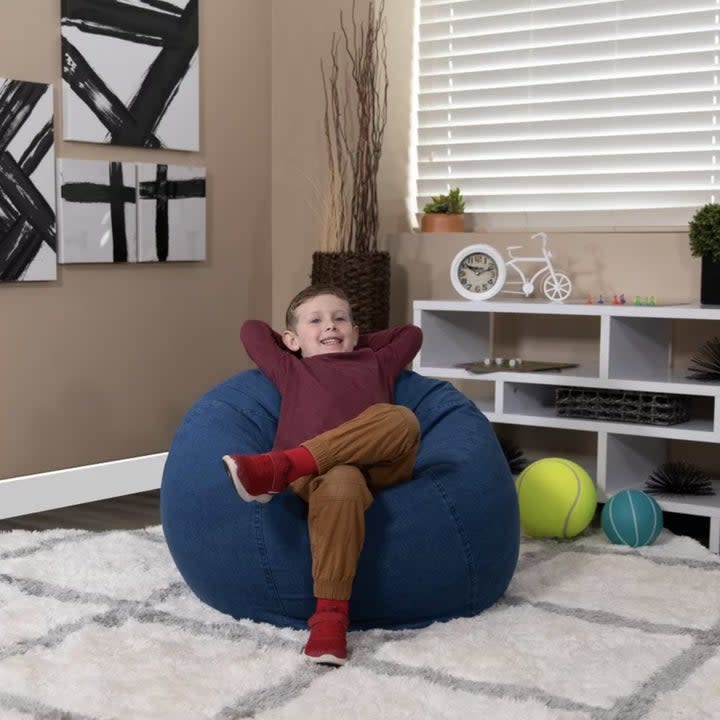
[
  {"x1": 285, "y1": 446, "x2": 318, "y2": 480},
  {"x1": 315, "y1": 598, "x2": 349, "y2": 615}
]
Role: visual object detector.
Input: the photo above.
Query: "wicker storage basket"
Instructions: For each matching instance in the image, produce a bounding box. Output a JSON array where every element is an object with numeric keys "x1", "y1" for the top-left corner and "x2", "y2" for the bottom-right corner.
[
  {"x1": 555, "y1": 387, "x2": 689, "y2": 426},
  {"x1": 311, "y1": 251, "x2": 390, "y2": 333}
]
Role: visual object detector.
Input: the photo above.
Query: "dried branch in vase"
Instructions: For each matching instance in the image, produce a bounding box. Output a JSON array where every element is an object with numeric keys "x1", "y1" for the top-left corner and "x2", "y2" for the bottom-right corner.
[{"x1": 321, "y1": 0, "x2": 387, "y2": 254}]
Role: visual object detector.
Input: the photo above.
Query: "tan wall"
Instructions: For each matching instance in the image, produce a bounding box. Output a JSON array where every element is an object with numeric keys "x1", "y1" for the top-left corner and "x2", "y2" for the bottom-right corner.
[
  {"x1": 0, "y1": 1, "x2": 271, "y2": 479},
  {"x1": 2, "y1": 1, "x2": 708, "y2": 481},
  {"x1": 271, "y1": 0, "x2": 417, "y2": 328}
]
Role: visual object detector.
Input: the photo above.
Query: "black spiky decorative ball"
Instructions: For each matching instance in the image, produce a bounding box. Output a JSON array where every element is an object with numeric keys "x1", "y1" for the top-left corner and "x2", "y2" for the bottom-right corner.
[
  {"x1": 645, "y1": 461, "x2": 716, "y2": 496},
  {"x1": 498, "y1": 437, "x2": 529, "y2": 475},
  {"x1": 687, "y1": 337, "x2": 720, "y2": 381}
]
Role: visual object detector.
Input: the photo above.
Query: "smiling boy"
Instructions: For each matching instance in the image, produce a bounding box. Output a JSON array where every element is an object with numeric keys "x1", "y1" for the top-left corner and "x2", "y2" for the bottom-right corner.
[{"x1": 222, "y1": 284, "x2": 422, "y2": 665}]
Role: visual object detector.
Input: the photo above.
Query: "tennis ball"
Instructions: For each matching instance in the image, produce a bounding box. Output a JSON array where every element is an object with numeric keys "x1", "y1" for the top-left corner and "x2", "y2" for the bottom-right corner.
[
  {"x1": 601, "y1": 489, "x2": 663, "y2": 547},
  {"x1": 515, "y1": 458, "x2": 597, "y2": 538}
]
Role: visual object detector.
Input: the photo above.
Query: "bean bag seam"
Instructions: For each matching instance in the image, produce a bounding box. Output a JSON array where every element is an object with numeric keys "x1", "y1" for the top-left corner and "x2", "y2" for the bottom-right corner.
[
  {"x1": 423, "y1": 401, "x2": 469, "y2": 413},
  {"x1": 190, "y1": 398, "x2": 276, "y2": 422},
  {"x1": 427, "y1": 467, "x2": 479, "y2": 611},
  {"x1": 414, "y1": 398, "x2": 473, "y2": 413},
  {"x1": 252, "y1": 504, "x2": 287, "y2": 617},
  {"x1": 210, "y1": 371, "x2": 280, "y2": 408}
]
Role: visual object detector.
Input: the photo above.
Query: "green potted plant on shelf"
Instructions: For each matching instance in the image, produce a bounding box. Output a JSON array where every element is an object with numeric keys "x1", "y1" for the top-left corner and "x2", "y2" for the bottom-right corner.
[
  {"x1": 689, "y1": 202, "x2": 720, "y2": 305},
  {"x1": 420, "y1": 187, "x2": 466, "y2": 232}
]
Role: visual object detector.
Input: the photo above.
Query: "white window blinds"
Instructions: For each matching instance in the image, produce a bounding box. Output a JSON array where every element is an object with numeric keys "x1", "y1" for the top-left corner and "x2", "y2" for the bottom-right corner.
[{"x1": 414, "y1": 0, "x2": 720, "y2": 228}]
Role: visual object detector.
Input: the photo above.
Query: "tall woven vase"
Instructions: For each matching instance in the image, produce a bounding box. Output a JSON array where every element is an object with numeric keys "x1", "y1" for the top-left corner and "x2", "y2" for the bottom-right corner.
[{"x1": 311, "y1": 251, "x2": 391, "y2": 333}]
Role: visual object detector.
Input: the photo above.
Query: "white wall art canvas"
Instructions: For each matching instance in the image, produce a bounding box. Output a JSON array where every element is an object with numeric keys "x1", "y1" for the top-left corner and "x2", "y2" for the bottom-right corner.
[
  {"x1": 57, "y1": 159, "x2": 137, "y2": 263},
  {"x1": 61, "y1": 0, "x2": 199, "y2": 151},
  {"x1": 0, "y1": 77, "x2": 56, "y2": 282},
  {"x1": 136, "y1": 163, "x2": 206, "y2": 262}
]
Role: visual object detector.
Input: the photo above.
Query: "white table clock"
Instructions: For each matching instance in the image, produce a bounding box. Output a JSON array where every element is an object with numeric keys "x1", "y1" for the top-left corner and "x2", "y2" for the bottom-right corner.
[{"x1": 450, "y1": 244, "x2": 507, "y2": 301}]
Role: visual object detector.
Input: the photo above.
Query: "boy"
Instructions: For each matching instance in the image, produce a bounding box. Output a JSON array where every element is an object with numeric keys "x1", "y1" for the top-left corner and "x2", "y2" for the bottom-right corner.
[{"x1": 222, "y1": 284, "x2": 422, "y2": 665}]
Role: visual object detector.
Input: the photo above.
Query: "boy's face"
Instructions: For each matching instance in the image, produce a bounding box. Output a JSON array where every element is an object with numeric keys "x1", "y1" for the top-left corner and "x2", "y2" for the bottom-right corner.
[{"x1": 283, "y1": 294, "x2": 359, "y2": 358}]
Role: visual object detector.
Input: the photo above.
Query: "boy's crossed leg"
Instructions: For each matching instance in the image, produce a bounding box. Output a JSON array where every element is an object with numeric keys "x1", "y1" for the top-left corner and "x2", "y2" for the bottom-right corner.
[{"x1": 222, "y1": 403, "x2": 419, "y2": 502}]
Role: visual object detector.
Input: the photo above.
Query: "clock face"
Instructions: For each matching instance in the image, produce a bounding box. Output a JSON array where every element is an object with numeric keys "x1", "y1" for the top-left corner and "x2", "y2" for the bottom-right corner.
[
  {"x1": 457, "y1": 252, "x2": 500, "y2": 295},
  {"x1": 450, "y1": 244, "x2": 507, "y2": 300}
]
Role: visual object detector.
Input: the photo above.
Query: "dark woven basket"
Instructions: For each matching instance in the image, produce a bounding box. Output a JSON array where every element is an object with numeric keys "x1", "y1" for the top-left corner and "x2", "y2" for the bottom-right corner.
[
  {"x1": 555, "y1": 387, "x2": 689, "y2": 426},
  {"x1": 311, "y1": 251, "x2": 391, "y2": 333}
]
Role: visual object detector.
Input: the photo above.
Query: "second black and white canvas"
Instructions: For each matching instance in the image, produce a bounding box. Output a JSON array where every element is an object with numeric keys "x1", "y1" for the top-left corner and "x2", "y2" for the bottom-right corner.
[
  {"x1": 61, "y1": 0, "x2": 199, "y2": 151},
  {"x1": 137, "y1": 163, "x2": 206, "y2": 262}
]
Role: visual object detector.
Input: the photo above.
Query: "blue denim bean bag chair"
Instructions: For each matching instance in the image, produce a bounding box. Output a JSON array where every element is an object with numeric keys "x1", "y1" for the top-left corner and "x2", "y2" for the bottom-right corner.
[{"x1": 161, "y1": 369, "x2": 519, "y2": 630}]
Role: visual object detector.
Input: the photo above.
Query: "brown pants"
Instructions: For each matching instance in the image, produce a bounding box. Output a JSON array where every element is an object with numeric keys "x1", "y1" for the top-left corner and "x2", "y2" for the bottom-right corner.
[{"x1": 290, "y1": 403, "x2": 420, "y2": 600}]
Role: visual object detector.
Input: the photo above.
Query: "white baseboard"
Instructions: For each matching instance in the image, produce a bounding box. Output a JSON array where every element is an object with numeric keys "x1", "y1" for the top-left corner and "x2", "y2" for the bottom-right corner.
[{"x1": 0, "y1": 453, "x2": 168, "y2": 520}]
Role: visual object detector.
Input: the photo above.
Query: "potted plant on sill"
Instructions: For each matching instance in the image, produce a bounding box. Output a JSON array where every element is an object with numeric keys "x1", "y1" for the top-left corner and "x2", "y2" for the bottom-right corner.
[
  {"x1": 689, "y1": 202, "x2": 720, "y2": 305},
  {"x1": 420, "y1": 187, "x2": 466, "y2": 232},
  {"x1": 311, "y1": 0, "x2": 390, "y2": 333}
]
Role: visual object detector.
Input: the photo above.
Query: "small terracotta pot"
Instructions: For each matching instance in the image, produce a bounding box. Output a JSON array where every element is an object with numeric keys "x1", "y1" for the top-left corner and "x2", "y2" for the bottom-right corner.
[{"x1": 420, "y1": 213, "x2": 465, "y2": 232}]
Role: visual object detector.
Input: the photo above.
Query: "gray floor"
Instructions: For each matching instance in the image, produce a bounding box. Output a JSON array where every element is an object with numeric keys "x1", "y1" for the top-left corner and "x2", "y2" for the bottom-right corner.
[{"x1": 0, "y1": 490, "x2": 161, "y2": 532}]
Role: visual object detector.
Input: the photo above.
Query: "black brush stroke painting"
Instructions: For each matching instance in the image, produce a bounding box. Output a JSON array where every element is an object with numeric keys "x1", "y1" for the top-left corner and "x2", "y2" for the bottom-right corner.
[
  {"x1": 139, "y1": 163, "x2": 205, "y2": 261},
  {"x1": 61, "y1": 0, "x2": 199, "y2": 149},
  {"x1": 0, "y1": 78, "x2": 55, "y2": 282},
  {"x1": 61, "y1": 161, "x2": 136, "y2": 263}
]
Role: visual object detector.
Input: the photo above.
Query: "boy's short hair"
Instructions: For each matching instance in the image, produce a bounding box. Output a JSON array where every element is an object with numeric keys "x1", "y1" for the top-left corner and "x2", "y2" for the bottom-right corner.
[{"x1": 285, "y1": 284, "x2": 353, "y2": 329}]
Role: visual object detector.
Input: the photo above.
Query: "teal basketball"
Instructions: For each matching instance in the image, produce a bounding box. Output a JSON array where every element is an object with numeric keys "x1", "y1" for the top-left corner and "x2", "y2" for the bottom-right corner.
[{"x1": 601, "y1": 489, "x2": 663, "y2": 547}]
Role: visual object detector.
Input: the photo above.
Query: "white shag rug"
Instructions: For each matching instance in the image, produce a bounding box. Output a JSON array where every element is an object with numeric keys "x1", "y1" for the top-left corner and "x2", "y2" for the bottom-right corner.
[{"x1": 1, "y1": 526, "x2": 719, "y2": 720}]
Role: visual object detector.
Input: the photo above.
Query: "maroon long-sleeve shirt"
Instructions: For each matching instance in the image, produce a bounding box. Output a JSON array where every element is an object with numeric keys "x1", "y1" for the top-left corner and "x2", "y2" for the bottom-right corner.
[{"x1": 240, "y1": 320, "x2": 423, "y2": 450}]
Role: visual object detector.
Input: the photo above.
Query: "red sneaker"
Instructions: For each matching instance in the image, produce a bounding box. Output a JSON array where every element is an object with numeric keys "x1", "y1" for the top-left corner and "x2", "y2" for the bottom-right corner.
[
  {"x1": 303, "y1": 608, "x2": 349, "y2": 666},
  {"x1": 221, "y1": 453, "x2": 290, "y2": 503}
]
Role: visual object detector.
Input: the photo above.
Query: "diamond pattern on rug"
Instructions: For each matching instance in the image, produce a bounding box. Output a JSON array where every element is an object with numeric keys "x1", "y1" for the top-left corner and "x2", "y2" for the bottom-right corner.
[
  {"x1": 374, "y1": 604, "x2": 692, "y2": 710},
  {"x1": 0, "y1": 582, "x2": 107, "y2": 646},
  {"x1": 1, "y1": 526, "x2": 718, "y2": 720},
  {"x1": 644, "y1": 647, "x2": 720, "y2": 720},
  {"x1": 154, "y1": 588, "x2": 238, "y2": 625},
  {"x1": 254, "y1": 665, "x2": 594, "y2": 720},
  {"x1": 0, "y1": 528, "x2": 85, "y2": 556},
  {"x1": 510, "y1": 552, "x2": 720, "y2": 630},
  {"x1": 1, "y1": 530, "x2": 182, "y2": 601},
  {"x1": 0, "y1": 618, "x2": 305, "y2": 720},
  {"x1": 572, "y1": 531, "x2": 720, "y2": 564}
]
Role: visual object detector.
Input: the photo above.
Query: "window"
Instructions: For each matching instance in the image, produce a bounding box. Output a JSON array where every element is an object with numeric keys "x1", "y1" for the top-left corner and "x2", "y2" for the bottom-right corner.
[{"x1": 414, "y1": 0, "x2": 720, "y2": 229}]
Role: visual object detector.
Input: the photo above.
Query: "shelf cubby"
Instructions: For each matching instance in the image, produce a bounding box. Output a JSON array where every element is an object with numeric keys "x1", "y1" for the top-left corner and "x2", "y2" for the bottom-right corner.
[{"x1": 414, "y1": 298, "x2": 720, "y2": 552}]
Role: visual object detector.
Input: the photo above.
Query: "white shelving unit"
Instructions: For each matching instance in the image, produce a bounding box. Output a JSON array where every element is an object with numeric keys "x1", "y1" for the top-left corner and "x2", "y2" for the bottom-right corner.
[{"x1": 413, "y1": 299, "x2": 720, "y2": 553}]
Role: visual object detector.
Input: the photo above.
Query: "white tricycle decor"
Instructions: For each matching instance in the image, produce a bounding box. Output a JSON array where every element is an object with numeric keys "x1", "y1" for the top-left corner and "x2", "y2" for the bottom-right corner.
[{"x1": 450, "y1": 232, "x2": 572, "y2": 303}]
